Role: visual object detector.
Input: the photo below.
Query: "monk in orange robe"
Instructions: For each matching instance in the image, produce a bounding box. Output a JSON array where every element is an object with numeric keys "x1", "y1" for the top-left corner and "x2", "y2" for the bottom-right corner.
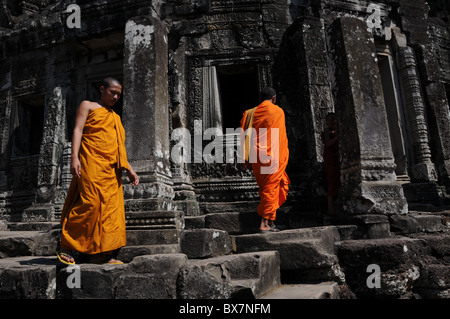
[
  {"x1": 241, "y1": 87, "x2": 290, "y2": 232},
  {"x1": 57, "y1": 78, "x2": 139, "y2": 265}
]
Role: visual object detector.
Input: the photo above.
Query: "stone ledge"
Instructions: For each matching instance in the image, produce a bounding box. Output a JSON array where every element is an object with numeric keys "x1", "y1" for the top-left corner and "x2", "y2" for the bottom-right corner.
[
  {"x1": 180, "y1": 228, "x2": 232, "y2": 259},
  {"x1": 232, "y1": 226, "x2": 341, "y2": 282},
  {"x1": 178, "y1": 251, "x2": 280, "y2": 299},
  {"x1": 0, "y1": 230, "x2": 59, "y2": 258},
  {"x1": 261, "y1": 282, "x2": 340, "y2": 299}
]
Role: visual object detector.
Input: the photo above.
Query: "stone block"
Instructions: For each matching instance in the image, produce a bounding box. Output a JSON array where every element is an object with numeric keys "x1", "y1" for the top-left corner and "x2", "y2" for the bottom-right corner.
[
  {"x1": 261, "y1": 282, "x2": 340, "y2": 299},
  {"x1": 22, "y1": 204, "x2": 55, "y2": 222},
  {"x1": 407, "y1": 233, "x2": 450, "y2": 259},
  {"x1": 336, "y1": 237, "x2": 430, "y2": 267},
  {"x1": 117, "y1": 244, "x2": 180, "y2": 263},
  {"x1": 0, "y1": 256, "x2": 57, "y2": 299},
  {"x1": 180, "y1": 229, "x2": 232, "y2": 259},
  {"x1": 115, "y1": 254, "x2": 188, "y2": 299},
  {"x1": 125, "y1": 229, "x2": 180, "y2": 246},
  {"x1": 352, "y1": 214, "x2": 391, "y2": 238},
  {"x1": 177, "y1": 251, "x2": 280, "y2": 299},
  {"x1": 184, "y1": 215, "x2": 205, "y2": 229},
  {"x1": 414, "y1": 263, "x2": 450, "y2": 299},
  {"x1": 57, "y1": 263, "x2": 127, "y2": 299},
  {"x1": 336, "y1": 237, "x2": 429, "y2": 298},
  {"x1": 204, "y1": 212, "x2": 260, "y2": 234},
  {"x1": 0, "y1": 230, "x2": 59, "y2": 258},
  {"x1": 390, "y1": 215, "x2": 422, "y2": 233},
  {"x1": 390, "y1": 213, "x2": 445, "y2": 234},
  {"x1": 232, "y1": 227, "x2": 340, "y2": 281},
  {"x1": 414, "y1": 215, "x2": 445, "y2": 232},
  {"x1": 7, "y1": 222, "x2": 59, "y2": 231}
]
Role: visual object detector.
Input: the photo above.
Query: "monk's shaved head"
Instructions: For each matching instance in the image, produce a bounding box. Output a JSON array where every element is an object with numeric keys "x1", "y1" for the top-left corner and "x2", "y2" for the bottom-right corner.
[
  {"x1": 261, "y1": 87, "x2": 276, "y2": 101},
  {"x1": 101, "y1": 77, "x2": 121, "y2": 90}
]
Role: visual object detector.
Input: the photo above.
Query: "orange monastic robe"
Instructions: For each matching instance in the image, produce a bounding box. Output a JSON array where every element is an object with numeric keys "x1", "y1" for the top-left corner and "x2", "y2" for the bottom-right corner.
[
  {"x1": 60, "y1": 107, "x2": 129, "y2": 254},
  {"x1": 241, "y1": 100, "x2": 290, "y2": 221}
]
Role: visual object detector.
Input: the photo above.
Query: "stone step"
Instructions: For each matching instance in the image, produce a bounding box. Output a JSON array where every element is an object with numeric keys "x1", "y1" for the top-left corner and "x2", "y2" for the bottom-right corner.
[
  {"x1": 0, "y1": 251, "x2": 281, "y2": 299},
  {"x1": 185, "y1": 211, "x2": 324, "y2": 235},
  {"x1": 414, "y1": 263, "x2": 450, "y2": 298},
  {"x1": 117, "y1": 244, "x2": 181, "y2": 263},
  {"x1": 0, "y1": 228, "x2": 187, "y2": 266},
  {"x1": 335, "y1": 236, "x2": 431, "y2": 298},
  {"x1": 261, "y1": 282, "x2": 340, "y2": 299},
  {"x1": 7, "y1": 222, "x2": 60, "y2": 231},
  {"x1": 0, "y1": 230, "x2": 59, "y2": 258},
  {"x1": 390, "y1": 212, "x2": 446, "y2": 234},
  {"x1": 231, "y1": 226, "x2": 343, "y2": 282},
  {"x1": 0, "y1": 256, "x2": 59, "y2": 299},
  {"x1": 177, "y1": 251, "x2": 280, "y2": 299},
  {"x1": 126, "y1": 229, "x2": 180, "y2": 246},
  {"x1": 180, "y1": 228, "x2": 232, "y2": 259}
]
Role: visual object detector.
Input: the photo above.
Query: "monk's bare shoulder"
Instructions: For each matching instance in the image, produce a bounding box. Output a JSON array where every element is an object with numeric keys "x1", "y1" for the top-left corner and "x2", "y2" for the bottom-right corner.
[{"x1": 78, "y1": 100, "x2": 101, "y2": 112}]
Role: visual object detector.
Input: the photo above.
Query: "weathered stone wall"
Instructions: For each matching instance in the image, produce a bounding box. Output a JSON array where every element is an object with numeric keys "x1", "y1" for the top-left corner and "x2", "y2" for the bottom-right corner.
[{"x1": 0, "y1": 0, "x2": 449, "y2": 224}]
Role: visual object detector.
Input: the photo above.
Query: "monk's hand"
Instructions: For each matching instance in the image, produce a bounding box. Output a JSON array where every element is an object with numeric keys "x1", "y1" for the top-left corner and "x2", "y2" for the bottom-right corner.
[
  {"x1": 127, "y1": 169, "x2": 139, "y2": 186},
  {"x1": 70, "y1": 158, "x2": 81, "y2": 178}
]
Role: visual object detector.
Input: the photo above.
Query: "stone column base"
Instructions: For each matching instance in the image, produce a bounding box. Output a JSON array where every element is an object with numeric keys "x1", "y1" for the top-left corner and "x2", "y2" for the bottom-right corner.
[{"x1": 338, "y1": 181, "x2": 408, "y2": 216}]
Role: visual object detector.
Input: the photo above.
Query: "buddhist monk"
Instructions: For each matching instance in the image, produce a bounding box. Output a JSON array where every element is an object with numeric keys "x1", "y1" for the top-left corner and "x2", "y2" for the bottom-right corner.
[
  {"x1": 56, "y1": 77, "x2": 139, "y2": 265},
  {"x1": 321, "y1": 112, "x2": 340, "y2": 215},
  {"x1": 241, "y1": 87, "x2": 290, "y2": 232}
]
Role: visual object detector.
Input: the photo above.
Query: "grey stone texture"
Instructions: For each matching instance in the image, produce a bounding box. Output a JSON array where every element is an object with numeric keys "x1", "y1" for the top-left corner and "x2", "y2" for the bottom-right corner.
[
  {"x1": 1, "y1": 0, "x2": 449, "y2": 226},
  {"x1": 0, "y1": 0, "x2": 450, "y2": 300}
]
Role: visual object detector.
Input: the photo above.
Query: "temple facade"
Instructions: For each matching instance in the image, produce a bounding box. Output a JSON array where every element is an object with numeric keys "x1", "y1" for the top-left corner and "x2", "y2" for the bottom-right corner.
[{"x1": 0, "y1": 0, "x2": 449, "y2": 229}]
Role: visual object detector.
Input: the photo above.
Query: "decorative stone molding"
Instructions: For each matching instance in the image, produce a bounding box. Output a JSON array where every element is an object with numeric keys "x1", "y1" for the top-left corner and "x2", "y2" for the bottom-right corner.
[{"x1": 396, "y1": 46, "x2": 437, "y2": 182}]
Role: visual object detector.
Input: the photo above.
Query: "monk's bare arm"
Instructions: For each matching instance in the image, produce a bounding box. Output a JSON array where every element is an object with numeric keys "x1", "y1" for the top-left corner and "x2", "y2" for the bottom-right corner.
[
  {"x1": 126, "y1": 161, "x2": 139, "y2": 186},
  {"x1": 71, "y1": 101, "x2": 92, "y2": 178}
]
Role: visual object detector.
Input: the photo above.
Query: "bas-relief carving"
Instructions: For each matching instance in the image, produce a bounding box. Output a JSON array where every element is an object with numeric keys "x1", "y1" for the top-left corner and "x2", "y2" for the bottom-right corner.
[
  {"x1": 396, "y1": 46, "x2": 437, "y2": 182},
  {"x1": 0, "y1": 1, "x2": 450, "y2": 223}
]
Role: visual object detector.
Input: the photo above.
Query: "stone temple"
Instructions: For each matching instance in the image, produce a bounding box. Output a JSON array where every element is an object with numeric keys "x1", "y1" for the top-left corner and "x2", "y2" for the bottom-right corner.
[{"x1": 0, "y1": 0, "x2": 449, "y2": 299}]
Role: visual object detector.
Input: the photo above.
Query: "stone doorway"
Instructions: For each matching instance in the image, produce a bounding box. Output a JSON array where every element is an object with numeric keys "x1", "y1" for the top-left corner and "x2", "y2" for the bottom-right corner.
[{"x1": 216, "y1": 63, "x2": 260, "y2": 133}]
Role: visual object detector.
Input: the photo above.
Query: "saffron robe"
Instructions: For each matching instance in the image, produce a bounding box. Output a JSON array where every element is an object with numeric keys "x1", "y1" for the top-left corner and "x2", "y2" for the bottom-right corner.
[
  {"x1": 241, "y1": 100, "x2": 290, "y2": 221},
  {"x1": 60, "y1": 107, "x2": 130, "y2": 254}
]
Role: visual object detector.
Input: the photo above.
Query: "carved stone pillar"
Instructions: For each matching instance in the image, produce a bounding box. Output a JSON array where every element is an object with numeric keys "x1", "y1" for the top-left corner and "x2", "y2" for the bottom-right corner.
[
  {"x1": 288, "y1": 16, "x2": 335, "y2": 212},
  {"x1": 396, "y1": 46, "x2": 437, "y2": 182},
  {"x1": 123, "y1": 16, "x2": 180, "y2": 229},
  {"x1": 329, "y1": 17, "x2": 407, "y2": 216},
  {"x1": 169, "y1": 39, "x2": 200, "y2": 216},
  {"x1": 22, "y1": 86, "x2": 69, "y2": 222}
]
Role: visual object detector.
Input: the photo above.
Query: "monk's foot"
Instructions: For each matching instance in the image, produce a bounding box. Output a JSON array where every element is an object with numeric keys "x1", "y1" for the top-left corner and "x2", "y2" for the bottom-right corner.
[
  {"x1": 56, "y1": 250, "x2": 75, "y2": 265},
  {"x1": 106, "y1": 258, "x2": 124, "y2": 265},
  {"x1": 259, "y1": 223, "x2": 280, "y2": 233},
  {"x1": 268, "y1": 223, "x2": 280, "y2": 232},
  {"x1": 89, "y1": 255, "x2": 123, "y2": 264}
]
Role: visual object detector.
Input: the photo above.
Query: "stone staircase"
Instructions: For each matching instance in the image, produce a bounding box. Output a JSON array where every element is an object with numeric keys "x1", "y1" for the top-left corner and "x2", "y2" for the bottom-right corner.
[{"x1": 0, "y1": 209, "x2": 449, "y2": 299}]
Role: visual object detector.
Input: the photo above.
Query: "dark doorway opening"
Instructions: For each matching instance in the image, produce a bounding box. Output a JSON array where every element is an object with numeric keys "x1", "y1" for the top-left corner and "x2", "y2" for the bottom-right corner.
[
  {"x1": 12, "y1": 96, "x2": 45, "y2": 158},
  {"x1": 216, "y1": 64, "x2": 259, "y2": 132}
]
